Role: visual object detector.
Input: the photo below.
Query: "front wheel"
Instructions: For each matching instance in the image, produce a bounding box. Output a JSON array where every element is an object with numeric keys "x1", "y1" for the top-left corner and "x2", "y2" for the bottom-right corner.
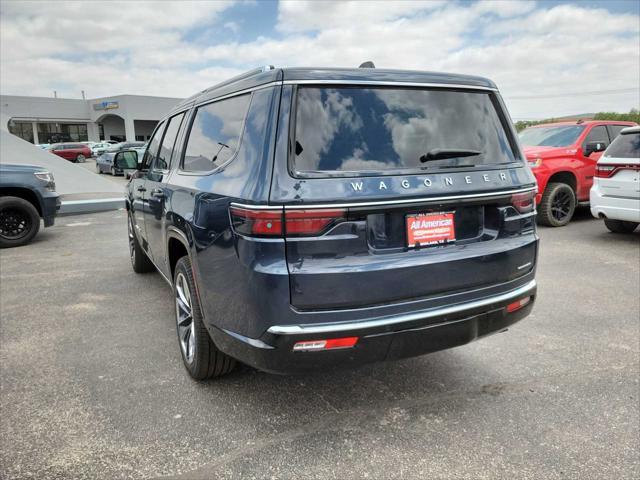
[
  {"x1": 128, "y1": 214, "x2": 154, "y2": 273},
  {"x1": 76, "y1": 154, "x2": 86, "y2": 163},
  {"x1": 96, "y1": 163, "x2": 102, "y2": 174},
  {"x1": 0, "y1": 196, "x2": 41, "y2": 248},
  {"x1": 174, "y1": 256, "x2": 236, "y2": 380},
  {"x1": 604, "y1": 219, "x2": 639, "y2": 233},
  {"x1": 538, "y1": 182, "x2": 576, "y2": 227},
  {"x1": 111, "y1": 166, "x2": 116, "y2": 176}
]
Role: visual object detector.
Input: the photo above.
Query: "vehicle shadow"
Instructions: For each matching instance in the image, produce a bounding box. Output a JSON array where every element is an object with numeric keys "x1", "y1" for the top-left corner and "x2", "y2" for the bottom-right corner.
[{"x1": 193, "y1": 347, "x2": 499, "y2": 419}]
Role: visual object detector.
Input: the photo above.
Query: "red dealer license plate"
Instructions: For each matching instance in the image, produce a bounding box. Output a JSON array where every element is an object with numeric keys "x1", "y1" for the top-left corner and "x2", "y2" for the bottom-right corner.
[{"x1": 406, "y1": 211, "x2": 456, "y2": 248}]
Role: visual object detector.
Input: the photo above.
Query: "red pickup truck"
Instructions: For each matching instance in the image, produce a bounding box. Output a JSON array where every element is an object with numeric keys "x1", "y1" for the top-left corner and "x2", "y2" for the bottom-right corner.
[{"x1": 519, "y1": 120, "x2": 637, "y2": 226}]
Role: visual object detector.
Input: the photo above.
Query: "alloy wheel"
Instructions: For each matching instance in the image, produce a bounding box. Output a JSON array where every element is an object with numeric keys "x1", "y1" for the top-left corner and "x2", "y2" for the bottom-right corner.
[
  {"x1": 551, "y1": 190, "x2": 572, "y2": 222},
  {"x1": 0, "y1": 208, "x2": 31, "y2": 240},
  {"x1": 175, "y1": 272, "x2": 196, "y2": 364},
  {"x1": 128, "y1": 216, "x2": 135, "y2": 264}
]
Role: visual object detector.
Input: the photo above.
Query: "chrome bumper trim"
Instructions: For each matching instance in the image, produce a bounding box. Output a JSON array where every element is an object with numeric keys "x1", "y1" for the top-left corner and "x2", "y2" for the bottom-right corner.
[{"x1": 267, "y1": 279, "x2": 537, "y2": 335}]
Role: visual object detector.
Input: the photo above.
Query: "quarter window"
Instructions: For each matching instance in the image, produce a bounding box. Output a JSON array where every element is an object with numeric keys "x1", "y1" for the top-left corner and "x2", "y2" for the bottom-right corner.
[{"x1": 182, "y1": 94, "x2": 251, "y2": 172}]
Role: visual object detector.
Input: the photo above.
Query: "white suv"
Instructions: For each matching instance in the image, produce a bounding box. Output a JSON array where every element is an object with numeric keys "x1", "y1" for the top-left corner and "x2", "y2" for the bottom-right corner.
[{"x1": 590, "y1": 126, "x2": 640, "y2": 233}]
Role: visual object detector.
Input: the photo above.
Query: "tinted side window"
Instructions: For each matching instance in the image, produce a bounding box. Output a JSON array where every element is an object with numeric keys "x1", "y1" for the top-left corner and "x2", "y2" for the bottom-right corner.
[
  {"x1": 142, "y1": 121, "x2": 165, "y2": 169},
  {"x1": 182, "y1": 94, "x2": 251, "y2": 172},
  {"x1": 583, "y1": 125, "x2": 609, "y2": 147},
  {"x1": 154, "y1": 112, "x2": 185, "y2": 171},
  {"x1": 607, "y1": 125, "x2": 628, "y2": 141}
]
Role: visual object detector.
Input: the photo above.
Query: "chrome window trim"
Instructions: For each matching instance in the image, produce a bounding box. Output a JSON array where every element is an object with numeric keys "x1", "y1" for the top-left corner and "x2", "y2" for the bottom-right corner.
[
  {"x1": 283, "y1": 80, "x2": 497, "y2": 91},
  {"x1": 267, "y1": 279, "x2": 537, "y2": 335},
  {"x1": 230, "y1": 186, "x2": 536, "y2": 210},
  {"x1": 192, "y1": 81, "x2": 281, "y2": 109}
]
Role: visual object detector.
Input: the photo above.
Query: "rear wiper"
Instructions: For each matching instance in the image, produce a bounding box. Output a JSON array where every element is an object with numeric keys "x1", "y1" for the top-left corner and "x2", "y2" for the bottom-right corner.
[{"x1": 419, "y1": 148, "x2": 482, "y2": 163}]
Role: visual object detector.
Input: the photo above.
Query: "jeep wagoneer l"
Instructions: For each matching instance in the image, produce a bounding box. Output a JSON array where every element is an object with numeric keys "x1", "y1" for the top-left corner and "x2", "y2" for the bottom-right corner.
[{"x1": 121, "y1": 66, "x2": 538, "y2": 379}]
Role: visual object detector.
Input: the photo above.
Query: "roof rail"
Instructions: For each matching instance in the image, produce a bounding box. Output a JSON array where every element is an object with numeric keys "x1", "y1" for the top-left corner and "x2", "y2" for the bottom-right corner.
[{"x1": 201, "y1": 66, "x2": 275, "y2": 95}]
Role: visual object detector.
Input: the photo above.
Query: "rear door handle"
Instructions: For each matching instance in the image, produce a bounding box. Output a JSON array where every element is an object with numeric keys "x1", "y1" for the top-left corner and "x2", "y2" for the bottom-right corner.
[{"x1": 151, "y1": 189, "x2": 165, "y2": 199}]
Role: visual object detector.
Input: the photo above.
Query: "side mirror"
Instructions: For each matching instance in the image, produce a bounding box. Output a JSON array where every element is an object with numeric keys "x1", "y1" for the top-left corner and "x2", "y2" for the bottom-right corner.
[
  {"x1": 584, "y1": 141, "x2": 606, "y2": 156},
  {"x1": 114, "y1": 150, "x2": 138, "y2": 170}
]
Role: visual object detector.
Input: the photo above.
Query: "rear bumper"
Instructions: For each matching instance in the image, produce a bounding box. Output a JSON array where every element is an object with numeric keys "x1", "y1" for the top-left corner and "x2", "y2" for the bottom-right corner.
[
  {"x1": 210, "y1": 279, "x2": 536, "y2": 374},
  {"x1": 590, "y1": 186, "x2": 640, "y2": 223}
]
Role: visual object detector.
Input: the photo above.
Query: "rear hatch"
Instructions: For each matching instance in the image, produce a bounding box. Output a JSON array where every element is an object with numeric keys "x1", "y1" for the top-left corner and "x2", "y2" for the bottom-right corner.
[
  {"x1": 596, "y1": 130, "x2": 640, "y2": 199},
  {"x1": 273, "y1": 84, "x2": 537, "y2": 310}
]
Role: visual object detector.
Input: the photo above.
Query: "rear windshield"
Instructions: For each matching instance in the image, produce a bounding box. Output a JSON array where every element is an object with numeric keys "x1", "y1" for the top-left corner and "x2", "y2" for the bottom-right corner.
[
  {"x1": 518, "y1": 125, "x2": 585, "y2": 147},
  {"x1": 604, "y1": 132, "x2": 640, "y2": 159},
  {"x1": 292, "y1": 86, "x2": 518, "y2": 176}
]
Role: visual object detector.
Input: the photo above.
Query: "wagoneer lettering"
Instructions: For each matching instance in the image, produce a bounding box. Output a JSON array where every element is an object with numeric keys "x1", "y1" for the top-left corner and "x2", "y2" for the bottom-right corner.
[{"x1": 124, "y1": 66, "x2": 538, "y2": 379}]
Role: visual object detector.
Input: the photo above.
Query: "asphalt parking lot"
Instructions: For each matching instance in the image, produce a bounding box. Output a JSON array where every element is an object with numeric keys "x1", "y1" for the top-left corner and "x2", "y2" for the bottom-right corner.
[
  {"x1": 1, "y1": 208, "x2": 638, "y2": 479},
  {"x1": 79, "y1": 158, "x2": 130, "y2": 186}
]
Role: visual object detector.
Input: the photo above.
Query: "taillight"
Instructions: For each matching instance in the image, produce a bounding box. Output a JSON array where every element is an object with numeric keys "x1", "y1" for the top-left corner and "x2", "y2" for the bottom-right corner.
[
  {"x1": 511, "y1": 191, "x2": 536, "y2": 214},
  {"x1": 229, "y1": 206, "x2": 346, "y2": 237},
  {"x1": 284, "y1": 209, "x2": 346, "y2": 236},
  {"x1": 595, "y1": 163, "x2": 640, "y2": 178},
  {"x1": 229, "y1": 206, "x2": 283, "y2": 237}
]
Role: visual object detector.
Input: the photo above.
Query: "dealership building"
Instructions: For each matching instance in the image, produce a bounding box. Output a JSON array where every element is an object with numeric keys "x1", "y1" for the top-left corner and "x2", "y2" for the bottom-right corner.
[{"x1": 1, "y1": 93, "x2": 182, "y2": 144}]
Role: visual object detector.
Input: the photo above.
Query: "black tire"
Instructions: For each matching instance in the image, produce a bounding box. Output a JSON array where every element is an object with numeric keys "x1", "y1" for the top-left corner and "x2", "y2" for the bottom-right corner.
[
  {"x1": 0, "y1": 196, "x2": 41, "y2": 248},
  {"x1": 604, "y1": 219, "x2": 639, "y2": 233},
  {"x1": 96, "y1": 163, "x2": 102, "y2": 174},
  {"x1": 538, "y1": 182, "x2": 576, "y2": 227},
  {"x1": 111, "y1": 166, "x2": 116, "y2": 176},
  {"x1": 76, "y1": 154, "x2": 86, "y2": 163},
  {"x1": 128, "y1": 214, "x2": 154, "y2": 273},
  {"x1": 174, "y1": 256, "x2": 235, "y2": 380}
]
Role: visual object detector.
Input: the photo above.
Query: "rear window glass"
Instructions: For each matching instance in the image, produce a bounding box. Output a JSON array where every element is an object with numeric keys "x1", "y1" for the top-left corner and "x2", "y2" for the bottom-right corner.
[
  {"x1": 604, "y1": 132, "x2": 640, "y2": 159},
  {"x1": 182, "y1": 94, "x2": 251, "y2": 172},
  {"x1": 292, "y1": 86, "x2": 517, "y2": 176},
  {"x1": 519, "y1": 125, "x2": 585, "y2": 147}
]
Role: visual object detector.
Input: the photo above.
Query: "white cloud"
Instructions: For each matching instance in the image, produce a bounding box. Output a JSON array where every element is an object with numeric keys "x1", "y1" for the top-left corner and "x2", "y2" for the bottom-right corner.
[{"x1": 0, "y1": 0, "x2": 638, "y2": 120}]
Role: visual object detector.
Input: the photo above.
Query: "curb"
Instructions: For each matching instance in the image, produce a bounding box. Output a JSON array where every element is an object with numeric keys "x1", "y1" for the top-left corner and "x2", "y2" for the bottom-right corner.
[{"x1": 59, "y1": 197, "x2": 125, "y2": 215}]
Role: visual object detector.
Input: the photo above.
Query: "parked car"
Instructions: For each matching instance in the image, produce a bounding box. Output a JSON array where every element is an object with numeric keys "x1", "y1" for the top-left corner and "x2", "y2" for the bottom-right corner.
[
  {"x1": 49, "y1": 142, "x2": 92, "y2": 163},
  {"x1": 124, "y1": 66, "x2": 538, "y2": 380},
  {"x1": 91, "y1": 142, "x2": 113, "y2": 157},
  {"x1": 106, "y1": 141, "x2": 146, "y2": 153},
  {"x1": 590, "y1": 126, "x2": 640, "y2": 233},
  {"x1": 0, "y1": 163, "x2": 60, "y2": 248},
  {"x1": 519, "y1": 120, "x2": 637, "y2": 226},
  {"x1": 36, "y1": 143, "x2": 50, "y2": 150}
]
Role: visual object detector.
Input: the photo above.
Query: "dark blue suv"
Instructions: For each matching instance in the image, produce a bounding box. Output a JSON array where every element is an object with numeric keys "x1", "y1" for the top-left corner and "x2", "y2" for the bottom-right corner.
[{"x1": 123, "y1": 66, "x2": 538, "y2": 379}]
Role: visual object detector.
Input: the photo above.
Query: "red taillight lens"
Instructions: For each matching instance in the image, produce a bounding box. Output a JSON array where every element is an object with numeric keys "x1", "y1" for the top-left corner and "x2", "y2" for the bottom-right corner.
[
  {"x1": 506, "y1": 296, "x2": 531, "y2": 313},
  {"x1": 595, "y1": 164, "x2": 640, "y2": 178},
  {"x1": 284, "y1": 209, "x2": 346, "y2": 236},
  {"x1": 230, "y1": 206, "x2": 346, "y2": 237},
  {"x1": 511, "y1": 191, "x2": 536, "y2": 214},
  {"x1": 229, "y1": 206, "x2": 283, "y2": 237},
  {"x1": 293, "y1": 336, "x2": 358, "y2": 352}
]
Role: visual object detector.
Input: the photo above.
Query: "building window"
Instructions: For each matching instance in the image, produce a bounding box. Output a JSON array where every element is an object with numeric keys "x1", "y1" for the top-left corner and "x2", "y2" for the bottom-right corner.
[
  {"x1": 135, "y1": 135, "x2": 145, "y2": 141},
  {"x1": 99, "y1": 124, "x2": 105, "y2": 140},
  {"x1": 8, "y1": 121, "x2": 34, "y2": 143},
  {"x1": 36, "y1": 123, "x2": 88, "y2": 143}
]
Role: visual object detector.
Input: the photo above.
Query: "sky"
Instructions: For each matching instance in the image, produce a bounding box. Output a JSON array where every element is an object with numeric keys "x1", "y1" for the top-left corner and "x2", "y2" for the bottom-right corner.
[{"x1": 0, "y1": 0, "x2": 638, "y2": 120}]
